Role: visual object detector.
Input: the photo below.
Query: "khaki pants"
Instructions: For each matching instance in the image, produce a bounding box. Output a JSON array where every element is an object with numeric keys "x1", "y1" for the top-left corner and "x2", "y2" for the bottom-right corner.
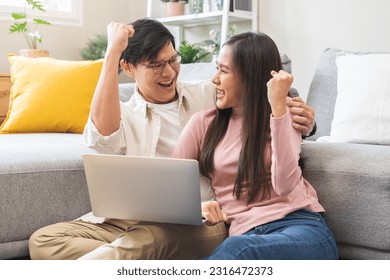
[{"x1": 29, "y1": 219, "x2": 227, "y2": 260}]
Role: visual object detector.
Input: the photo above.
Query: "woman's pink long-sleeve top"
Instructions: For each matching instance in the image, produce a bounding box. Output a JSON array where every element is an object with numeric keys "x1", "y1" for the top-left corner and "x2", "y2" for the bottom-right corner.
[{"x1": 171, "y1": 106, "x2": 325, "y2": 236}]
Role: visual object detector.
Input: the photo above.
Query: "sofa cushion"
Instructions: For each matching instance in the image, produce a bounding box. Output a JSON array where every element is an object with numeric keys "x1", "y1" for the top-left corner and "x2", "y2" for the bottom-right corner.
[
  {"x1": 306, "y1": 48, "x2": 389, "y2": 140},
  {"x1": 306, "y1": 48, "x2": 339, "y2": 140},
  {"x1": 0, "y1": 133, "x2": 97, "y2": 259},
  {"x1": 0, "y1": 56, "x2": 102, "y2": 134},
  {"x1": 301, "y1": 141, "x2": 390, "y2": 259},
  {"x1": 330, "y1": 52, "x2": 390, "y2": 144}
]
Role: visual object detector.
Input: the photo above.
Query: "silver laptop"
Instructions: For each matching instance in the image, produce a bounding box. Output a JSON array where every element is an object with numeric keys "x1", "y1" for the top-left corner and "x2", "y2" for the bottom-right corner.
[{"x1": 83, "y1": 154, "x2": 203, "y2": 225}]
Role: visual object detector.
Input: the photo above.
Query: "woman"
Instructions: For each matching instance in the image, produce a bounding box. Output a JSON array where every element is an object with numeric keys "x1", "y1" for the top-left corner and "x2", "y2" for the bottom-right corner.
[{"x1": 171, "y1": 32, "x2": 338, "y2": 260}]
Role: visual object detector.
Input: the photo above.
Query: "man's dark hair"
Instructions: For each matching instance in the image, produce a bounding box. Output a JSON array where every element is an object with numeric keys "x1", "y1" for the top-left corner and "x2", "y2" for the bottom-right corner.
[{"x1": 120, "y1": 18, "x2": 176, "y2": 65}]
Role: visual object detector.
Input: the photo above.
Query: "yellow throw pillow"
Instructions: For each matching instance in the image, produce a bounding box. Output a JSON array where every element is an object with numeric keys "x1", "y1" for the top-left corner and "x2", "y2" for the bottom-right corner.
[{"x1": 0, "y1": 55, "x2": 103, "y2": 134}]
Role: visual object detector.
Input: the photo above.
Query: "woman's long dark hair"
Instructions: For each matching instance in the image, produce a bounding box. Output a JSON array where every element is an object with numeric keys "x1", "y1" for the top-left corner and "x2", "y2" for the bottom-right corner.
[{"x1": 199, "y1": 32, "x2": 283, "y2": 204}]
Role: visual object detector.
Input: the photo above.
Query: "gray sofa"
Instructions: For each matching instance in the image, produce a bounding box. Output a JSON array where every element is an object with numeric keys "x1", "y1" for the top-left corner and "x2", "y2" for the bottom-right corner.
[
  {"x1": 0, "y1": 51, "x2": 388, "y2": 260},
  {"x1": 303, "y1": 48, "x2": 390, "y2": 259},
  {"x1": 0, "y1": 133, "x2": 96, "y2": 259}
]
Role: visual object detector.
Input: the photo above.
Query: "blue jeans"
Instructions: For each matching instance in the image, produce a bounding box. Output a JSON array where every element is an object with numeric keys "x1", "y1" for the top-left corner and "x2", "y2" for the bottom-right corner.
[{"x1": 206, "y1": 209, "x2": 338, "y2": 260}]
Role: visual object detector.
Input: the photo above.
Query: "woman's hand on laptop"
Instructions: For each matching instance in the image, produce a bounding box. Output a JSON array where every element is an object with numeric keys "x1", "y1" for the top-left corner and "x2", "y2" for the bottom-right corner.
[{"x1": 201, "y1": 201, "x2": 228, "y2": 226}]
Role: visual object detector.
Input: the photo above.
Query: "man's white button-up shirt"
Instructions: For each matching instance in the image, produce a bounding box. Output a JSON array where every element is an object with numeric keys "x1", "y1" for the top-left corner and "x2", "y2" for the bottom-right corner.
[{"x1": 83, "y1": 80, "x2": 215, "y2": 157}]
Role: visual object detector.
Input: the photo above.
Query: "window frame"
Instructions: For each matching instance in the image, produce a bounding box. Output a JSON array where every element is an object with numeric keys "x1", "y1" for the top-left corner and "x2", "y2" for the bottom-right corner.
[{"x1": 0, "y1": 0, "x2": 83, "y2": 26}]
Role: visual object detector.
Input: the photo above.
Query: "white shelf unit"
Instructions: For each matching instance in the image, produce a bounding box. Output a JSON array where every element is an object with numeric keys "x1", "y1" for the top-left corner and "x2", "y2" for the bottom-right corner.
[{"x1": 146, "y1": 0, "x2": 258, "y2": 46}]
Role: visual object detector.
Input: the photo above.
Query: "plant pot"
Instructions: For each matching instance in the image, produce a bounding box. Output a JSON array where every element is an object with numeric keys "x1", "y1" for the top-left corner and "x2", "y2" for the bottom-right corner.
[
  {"x1": 166, "y1": 2, "x2": 185, "y2": 17},
  {"x1": 18, "y1": 49, "x2": 49, "y2": 58}
]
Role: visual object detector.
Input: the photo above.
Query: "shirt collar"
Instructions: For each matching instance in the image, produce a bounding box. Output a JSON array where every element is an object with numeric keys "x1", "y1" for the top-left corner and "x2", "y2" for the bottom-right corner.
[
  {"x1": 133, "y1": 84, "x2": 148, "y2": 118},
  {"x1": 133, "y1": 82, "x2": 188, "y2": 118},
  {"x1": 175, "y1": 81, "x2": 188, "y2": 109}
]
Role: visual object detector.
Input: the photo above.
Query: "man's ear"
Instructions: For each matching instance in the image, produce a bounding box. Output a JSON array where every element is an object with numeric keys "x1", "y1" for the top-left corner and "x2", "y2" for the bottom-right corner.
[{"x1": 120, "y1": 59, "x2": 135, "y2": 79}]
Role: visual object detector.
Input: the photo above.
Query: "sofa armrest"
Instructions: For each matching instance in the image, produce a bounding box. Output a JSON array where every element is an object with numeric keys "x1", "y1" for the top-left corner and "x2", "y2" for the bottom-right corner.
[{"x1": 301, "y1": 141, "x2": 390, "y2": 259}]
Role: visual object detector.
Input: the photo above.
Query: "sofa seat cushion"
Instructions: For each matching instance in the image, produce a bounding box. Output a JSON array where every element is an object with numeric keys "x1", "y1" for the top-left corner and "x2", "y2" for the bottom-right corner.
[
  {"x1": 0, "y1": 133, "x2": 96, "y2": 172},
  {"x1": 0, "y1": 133, "x2": 97, "y2": 259},
  {"x1": 301, "y1": 141, "x2": 390, "y2": 259}
]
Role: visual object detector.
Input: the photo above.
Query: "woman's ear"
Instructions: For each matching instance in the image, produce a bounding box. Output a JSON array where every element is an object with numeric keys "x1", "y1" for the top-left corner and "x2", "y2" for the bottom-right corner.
[{"x1": 120, "y1": 59, "x2": 135, "y2": 79}]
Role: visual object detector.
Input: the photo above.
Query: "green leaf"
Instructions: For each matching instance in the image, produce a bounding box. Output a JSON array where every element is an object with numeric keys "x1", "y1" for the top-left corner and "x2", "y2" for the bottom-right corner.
[
  {"x1": 179, "y1": 40, "x2": 210, "y2": 64},
  {"x1": 80, "y1": 34, "x2": 108, "y2": 60},
  {"x1": 9, "y1": 22, "x2": 28, "y2": 33},
  {"x1": 33, "y1": 19, "x2": 51, "y2": 25},
  {"x1": 9, "y1": 0, "x2": 51, "y2": 48},
  {"x1": 26, "y1": 0, "x2": 46, "y2": 11},
  {"x1": 11, "y1": 12, "x2": 27, "y2": 20}
]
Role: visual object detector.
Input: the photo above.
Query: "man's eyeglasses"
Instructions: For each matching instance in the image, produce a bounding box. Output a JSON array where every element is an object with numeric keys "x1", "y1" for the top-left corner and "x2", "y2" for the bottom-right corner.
[{"x1": 140, "y1": 54, "x2": 182, "y2": 74}]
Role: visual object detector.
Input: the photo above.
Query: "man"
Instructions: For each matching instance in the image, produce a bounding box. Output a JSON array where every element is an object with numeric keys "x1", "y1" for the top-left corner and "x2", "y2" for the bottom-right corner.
[{"x1": 29, "y1": 18, "x2": 315, "y2": 260}]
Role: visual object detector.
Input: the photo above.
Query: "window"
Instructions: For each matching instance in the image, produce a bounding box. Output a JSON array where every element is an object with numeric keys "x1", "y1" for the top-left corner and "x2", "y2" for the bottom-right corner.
[{"x1": 0, "y1": 0, "x2": 83, "y2": 26}]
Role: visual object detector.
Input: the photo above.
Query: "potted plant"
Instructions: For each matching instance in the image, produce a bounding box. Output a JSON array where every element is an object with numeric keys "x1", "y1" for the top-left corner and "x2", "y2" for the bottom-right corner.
[
  {"x1": 160, "y1": 0, "x2": 189, "y2": 17},
  {"x1": 179, "y1": 40, "x2": 210, "y2": 64},
  {"x1": 79, "y1": 33, "x2": 122, "y2": 73},
  {"x1": 9, "y1": 0, "x2": 51, "y2": 57},
  {"x1": 201, "y1": 25, "x2": 236, "y2": 62},
  {"x1": 80, "y1": 34, "x2": 107, "y2": 61}
]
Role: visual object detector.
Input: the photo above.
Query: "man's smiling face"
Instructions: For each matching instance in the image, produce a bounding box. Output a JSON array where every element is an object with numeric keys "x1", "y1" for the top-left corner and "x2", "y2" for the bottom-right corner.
[{"x1": 129, "y1": 42, "x2": 181, "y2": 104}]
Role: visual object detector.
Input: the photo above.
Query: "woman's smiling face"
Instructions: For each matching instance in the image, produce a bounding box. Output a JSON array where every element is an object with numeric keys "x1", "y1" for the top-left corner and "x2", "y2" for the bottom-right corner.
[{"x1": 212, "y1": 45, "x2": 243, "y2": 110}]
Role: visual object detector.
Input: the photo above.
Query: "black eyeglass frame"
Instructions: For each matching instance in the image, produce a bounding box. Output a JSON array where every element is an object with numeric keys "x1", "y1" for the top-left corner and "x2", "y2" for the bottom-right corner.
[{"x1": 139, "y1": 54, "x2": 182, "y2": 74}]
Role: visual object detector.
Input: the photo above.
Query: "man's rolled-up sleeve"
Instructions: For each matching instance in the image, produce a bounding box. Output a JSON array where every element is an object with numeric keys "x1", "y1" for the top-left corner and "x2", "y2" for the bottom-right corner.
[{"x1": 82, "y1": 117, "x2": 126, "y2": 155}]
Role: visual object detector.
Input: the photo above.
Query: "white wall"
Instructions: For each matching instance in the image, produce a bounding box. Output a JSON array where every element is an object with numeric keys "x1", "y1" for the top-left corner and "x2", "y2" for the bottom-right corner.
[
  {"x1": 2, "y1": 0, "x2": 390, "y2": 100},
  {"x1": 259, "y1": 0, "x2": 390, "y2": 100}
]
